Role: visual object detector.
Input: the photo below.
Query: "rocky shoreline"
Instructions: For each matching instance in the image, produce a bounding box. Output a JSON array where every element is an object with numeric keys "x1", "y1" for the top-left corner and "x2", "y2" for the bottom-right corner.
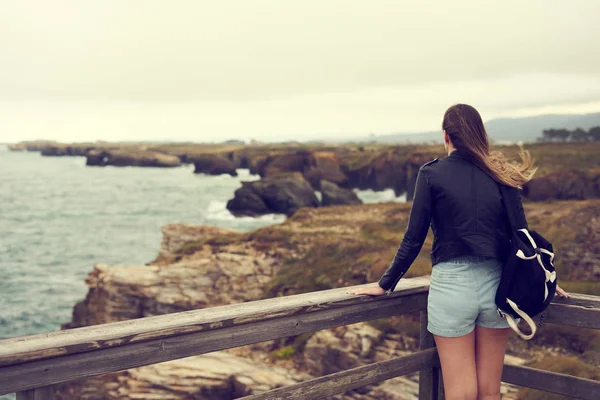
[
  {"x1": 9, "y1": 141, "x2": 600, "y2": 214},
  {"x1": 54, "y1": 199, "x2": 600, "y2": 399}
]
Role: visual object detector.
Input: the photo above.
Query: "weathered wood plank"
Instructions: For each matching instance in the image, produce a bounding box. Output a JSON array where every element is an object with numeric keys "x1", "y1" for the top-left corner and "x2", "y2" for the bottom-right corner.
[
  {"x1": 418, "y1": 310, "x2": 441, "y2": 400},
  {"x1": 0, "y1": 277, "x2": 431, "y2": 368},
  {"x1": 16, "y1": 386, "x2": 54, "y2": 400},
  {"x1": 0, "y1": 292, "x2": 429, "y2": 395},
  {"x1": 240, "y1": 348, "x2": 439, "y2": 400},
  {"x1": 550, "y1": 293, "x2": 600, "y2": 309},
  {"x1": 16, "y1": 391, "x2": 34, "y2": 400},
  {"x1": 502, "y1": 364, "x2": 600, "y2": 400},
  {"x1": 541, "y1": 303, "x2": 600, "y2": 330}
]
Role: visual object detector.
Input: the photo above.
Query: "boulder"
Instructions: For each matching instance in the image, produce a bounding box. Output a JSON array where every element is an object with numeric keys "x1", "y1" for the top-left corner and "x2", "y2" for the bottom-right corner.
[
  {"x1": 192, "y1": 154, "x2": 237, "y2": 176},
  {"x1": 320, "y1": 180, "x2": 362, "y2": 206},
  {"x1": 227, "y1": 172, "x2": 319, "y2": 216},
  {"x1": 523, "y1": 170, "x2": 600, "y2": 201},
  {"x1": 85, "y1": 149, "x2": 181, "y2": 168},
  {"x1": 85, "y1": 149, "x2": 107, "y2": 166},
  {"x1": 226, "y1": 182, "x2": 271, "y2": 216},
  {"x1": 255, "y1": 170, "x2": 319, "y2": 214}
]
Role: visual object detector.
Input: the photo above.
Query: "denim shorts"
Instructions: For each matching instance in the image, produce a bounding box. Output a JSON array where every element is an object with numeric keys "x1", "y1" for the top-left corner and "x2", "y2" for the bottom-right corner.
[{"x1": 427, "y1": 256, "x2": 518, "y2": 337}]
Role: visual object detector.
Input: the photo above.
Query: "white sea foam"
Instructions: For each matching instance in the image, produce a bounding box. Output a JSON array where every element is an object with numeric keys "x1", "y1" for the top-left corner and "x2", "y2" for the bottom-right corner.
[
  {"x1": 354, "y1": 188, "x2": 407, "y2": 203},
  {"x1": 205, "y1": 199, "x2": 286, "y2": 225},
  {"x1": 315, "y1": 191, "x2": 323, "y2": 203},
  {"x1": 235, "y1": 168, "x2": 261, "y2": 181}
]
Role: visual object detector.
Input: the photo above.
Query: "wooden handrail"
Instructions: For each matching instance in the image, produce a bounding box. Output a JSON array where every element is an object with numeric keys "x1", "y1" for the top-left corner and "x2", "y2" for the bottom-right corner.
[
  {"x1": 0, "y1": 277, "x2": 430, "y2": 395},
  {"x1": 1, "y1": 275, "x2": 598, "y2": 400}
]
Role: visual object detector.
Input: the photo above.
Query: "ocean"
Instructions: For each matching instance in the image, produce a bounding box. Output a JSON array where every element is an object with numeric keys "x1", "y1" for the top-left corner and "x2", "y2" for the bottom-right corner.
[{"x1": 0, "y1": 145, "x2": 404, "y2": 398}]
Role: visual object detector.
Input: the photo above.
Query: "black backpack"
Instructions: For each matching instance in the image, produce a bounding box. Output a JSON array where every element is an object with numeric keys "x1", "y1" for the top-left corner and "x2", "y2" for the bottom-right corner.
[{"x1": 495, "y1": 183, "x2": 557, "y2": 340}]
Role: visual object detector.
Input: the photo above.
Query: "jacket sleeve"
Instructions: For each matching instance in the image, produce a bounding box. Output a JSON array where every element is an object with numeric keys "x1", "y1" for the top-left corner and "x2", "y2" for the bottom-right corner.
[
  {"x1": 514, "y1": 187, "x2": 528, "y2": 229},
  {"x1": 378, "y1": 168, "x2": 433, "y2": 291}
]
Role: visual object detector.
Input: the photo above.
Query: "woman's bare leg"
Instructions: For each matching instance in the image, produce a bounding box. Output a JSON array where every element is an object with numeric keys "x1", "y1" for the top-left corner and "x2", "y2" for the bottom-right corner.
[
  {"x1": 474, "y1": 326, "x2": 511, "y2": 400},
  {"x1": 434, "y1": 330, "x2": 478, "y2": 400}
]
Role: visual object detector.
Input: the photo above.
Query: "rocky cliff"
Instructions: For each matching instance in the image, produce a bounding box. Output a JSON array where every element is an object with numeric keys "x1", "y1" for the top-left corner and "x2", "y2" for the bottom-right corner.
[
  {"x1": 56, "y1": 199, "x2": 600, "y2": 399},
  {"x1": 10, "y1": 140, "x2": 600, "y2": 206}
]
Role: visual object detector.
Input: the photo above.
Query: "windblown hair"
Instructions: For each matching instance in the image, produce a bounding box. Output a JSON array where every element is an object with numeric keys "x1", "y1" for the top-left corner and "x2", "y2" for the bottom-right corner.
[{"x1": 442, "y1": 104, "x2": 537, "y2": 188}]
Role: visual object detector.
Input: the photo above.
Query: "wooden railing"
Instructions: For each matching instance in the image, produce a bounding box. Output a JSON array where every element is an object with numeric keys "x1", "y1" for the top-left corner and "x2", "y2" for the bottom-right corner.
[{"x1": 0, "y1": 276, "x2": 599, "y2": 400}]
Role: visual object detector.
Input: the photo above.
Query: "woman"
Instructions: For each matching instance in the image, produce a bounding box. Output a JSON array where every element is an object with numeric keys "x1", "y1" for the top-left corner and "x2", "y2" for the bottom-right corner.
[{"x1": 348, "y1": 104, "x2": 569, "y2": 400}]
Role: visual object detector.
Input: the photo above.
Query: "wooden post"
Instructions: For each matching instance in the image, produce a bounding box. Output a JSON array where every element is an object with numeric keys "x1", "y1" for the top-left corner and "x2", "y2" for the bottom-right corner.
[
  {"x1": 16, "y1": 386, "x2": 54, "y2": 400},
  {"x1": 418, "y1": 310, "x2": 443, "y2": 400},
  {"x1": 437, "y1": 368, "x2": 445, "y2": 400}
]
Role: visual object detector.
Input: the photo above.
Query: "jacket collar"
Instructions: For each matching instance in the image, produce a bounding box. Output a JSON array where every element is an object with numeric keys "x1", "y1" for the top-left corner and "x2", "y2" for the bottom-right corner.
[{"x1": 447, "y1": 148, "x2": 468, "y2": 160}]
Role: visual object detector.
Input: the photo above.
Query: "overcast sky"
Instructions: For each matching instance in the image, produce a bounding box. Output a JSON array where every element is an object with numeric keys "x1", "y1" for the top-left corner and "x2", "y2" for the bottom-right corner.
[{"x1": 1, "y1": 0, "x2": 600, "y2": 143}]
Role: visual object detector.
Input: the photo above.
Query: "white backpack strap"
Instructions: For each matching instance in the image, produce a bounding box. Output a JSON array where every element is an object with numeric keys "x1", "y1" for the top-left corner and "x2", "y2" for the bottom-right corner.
[
  {"x1": 540, "y1": 248, "x2": 556, "y2": 268},
  {"x1": 516, "y1": 249, "x2": 537, "y2": 260},
  {"x1": 505, "y1": 298, "x2": 537, "y2": 340},
  {"x1": 518, "y1": 228, "x2": 538, "y2": 248}
]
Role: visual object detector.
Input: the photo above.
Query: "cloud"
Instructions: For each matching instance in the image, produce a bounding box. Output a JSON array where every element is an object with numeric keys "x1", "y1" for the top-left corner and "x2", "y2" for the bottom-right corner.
[
  {"x1": 1, "y1": 1, "x2": 599, "y2": 142},
  {"x1": 0, "y1": 1, "x2": 599, "y2": 101}
]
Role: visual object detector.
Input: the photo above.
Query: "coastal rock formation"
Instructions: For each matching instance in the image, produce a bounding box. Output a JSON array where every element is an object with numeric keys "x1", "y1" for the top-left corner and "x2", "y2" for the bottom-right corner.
[
  {"x1": 11, "y1": 141, "x2": 600, "y2": 205},
  {"x1": 304, "y1": 151, "x2": 348, "y2": 188},
  {"x1": 10, "y1": 141, "x2": 110, "y2": 156},
  {"x1": 303, "y1": 323, "x2": 386, "y2": 376},
  {"x1": 523, "y1": 170, "x2": 600, "y2": 201},
  {"x1": 150, "y1": 224, "x2": 237, "y2": 265},
  {"x1": 86, "y1": 149, "x2": 181, "y2": 168},
  {"x1": 320, "y1": 180, "x2": 362, "y2": 206},
  {"x1": 40, "y1": 144, "x2": 96, "y2": 157},
  {"x1": 65, "y1": 201, "x2": 416, "y2": 330},
  {"x1": 8, "y1": 140, "x2": 57, "y2": 152},
  {"x1": 340, "y1": 151, "x2": 407, "y2": 196},
  {"x1": 57, "y1": 199, "x2": 599, "y2": 399},
  {"x1": 192, "y1": 154, "x2": 238, "y2": 176},
  {"x1": 225, "y1": 182, "x2": 271, "y2": 216},
  {"x1": 64, "y1": 244, "x2": 282, "y2": 328},
  {"x1": 7, "y1": 143, "x2": 27, "y2": 151},
  {"x1": 261, "y1": 150, "x2": 310, "y2": 176},
  {"x1": 227, "y1": 172, "x2": 319, "y2": 216}
]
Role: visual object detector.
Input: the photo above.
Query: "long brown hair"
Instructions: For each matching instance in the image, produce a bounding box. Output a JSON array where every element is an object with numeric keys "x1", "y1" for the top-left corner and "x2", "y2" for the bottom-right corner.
[{"x1": 442, "y1": 104, "x2": 536, "y2": 187}]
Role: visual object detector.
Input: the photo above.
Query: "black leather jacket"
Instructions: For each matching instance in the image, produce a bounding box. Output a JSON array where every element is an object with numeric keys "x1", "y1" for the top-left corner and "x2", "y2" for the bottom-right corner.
[{"x1": 378, "y1": 149, "x2": 528, "y2": 291}]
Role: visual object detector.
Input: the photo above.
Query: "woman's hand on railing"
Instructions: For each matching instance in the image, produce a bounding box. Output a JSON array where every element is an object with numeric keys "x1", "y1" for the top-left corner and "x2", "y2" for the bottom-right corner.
[
  {"x1": 556, "y1": 284, "x2": 569, "y2": 299},
  {"x1": 347, "y1": 285, "x2": 386, "y2": 296}
]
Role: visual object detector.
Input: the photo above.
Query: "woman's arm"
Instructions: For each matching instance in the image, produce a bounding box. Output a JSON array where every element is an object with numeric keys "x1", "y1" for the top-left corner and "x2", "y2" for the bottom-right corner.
[{"x1": 377, "y1": 168, "x2": 433, "y2": 291}]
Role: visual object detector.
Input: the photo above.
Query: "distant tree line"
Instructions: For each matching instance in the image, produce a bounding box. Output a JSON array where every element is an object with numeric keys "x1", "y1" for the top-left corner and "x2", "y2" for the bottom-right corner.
[{"x1": 540, "y1": 126, "x2": 600, "y2": 142}]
